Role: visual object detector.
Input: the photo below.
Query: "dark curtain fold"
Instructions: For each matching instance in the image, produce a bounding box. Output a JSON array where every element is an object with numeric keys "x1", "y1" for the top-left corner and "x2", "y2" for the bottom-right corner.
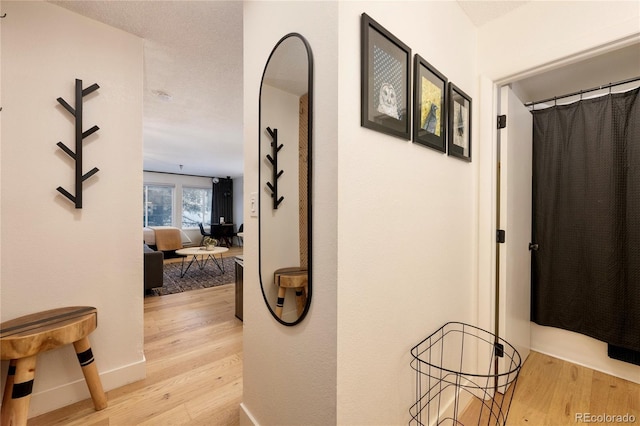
[
  {"x1": 211, "y1": 178, "x2": 233, "y2": 225},
  {"x1": 531, "y1": 87, "x2": 640, "y2": 353}
]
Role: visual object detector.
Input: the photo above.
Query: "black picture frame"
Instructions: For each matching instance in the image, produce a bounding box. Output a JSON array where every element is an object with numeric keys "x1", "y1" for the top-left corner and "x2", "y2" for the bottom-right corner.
[
  {"x1": 361, "y1": 13, "x2": 411, "y2": 140},
  {"x1": 448, "y1": 83, "x2": 472, "y2": 162},
  {"x1": 413, "y1": 54, "x2": 447, "y2": 152}
]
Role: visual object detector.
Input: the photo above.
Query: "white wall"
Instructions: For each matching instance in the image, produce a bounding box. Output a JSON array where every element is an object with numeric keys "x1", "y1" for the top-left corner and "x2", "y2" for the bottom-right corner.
[
  {"x1": 0, "y1": 1, "x2": 145, "y2": 416},
  {"x1": 242, "y1": 2, "x2": 339, "y2": 425},
  {"x1": 476, "y1": 1, "x2": 640, "y2": 383},
  {"x1": 478, "y1": 1, "x2": 640, "y2": 82},
  {"x1": 244, "y1": 1, "x2": 479, "y2": 425},
  {"x1": 336, "y1": 2, "x2": 479, "y2": 424}
]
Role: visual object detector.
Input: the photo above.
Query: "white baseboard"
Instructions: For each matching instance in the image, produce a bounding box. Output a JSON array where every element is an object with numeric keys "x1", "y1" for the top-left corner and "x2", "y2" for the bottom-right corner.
[
  {"x1": 28, "y1": 357, "x2": 146, "y2": 418},
  {"x1": 239, "y1": 402, "x2": 260, "y2": 426},
  {"x1": 438, "y1": 387, "x2": 473, "y2": 426},
  {"x1": 412, "y1": 380, "x2": 474, "y2": 426},
  {"x1": 531, "y1": 323, "x2": 640, "y2": 384}
]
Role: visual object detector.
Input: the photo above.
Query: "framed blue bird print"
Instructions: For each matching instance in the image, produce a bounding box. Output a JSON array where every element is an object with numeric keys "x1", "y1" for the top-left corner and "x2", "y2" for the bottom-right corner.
[{"x1": 413, "y1": 54, "x2": 448, "y2": 152}]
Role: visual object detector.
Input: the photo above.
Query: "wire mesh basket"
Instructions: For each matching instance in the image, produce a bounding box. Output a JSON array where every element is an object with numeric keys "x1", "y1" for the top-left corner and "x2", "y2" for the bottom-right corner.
[{"x1": 409, "y1": 322, "x2": 522, "y2": 426}]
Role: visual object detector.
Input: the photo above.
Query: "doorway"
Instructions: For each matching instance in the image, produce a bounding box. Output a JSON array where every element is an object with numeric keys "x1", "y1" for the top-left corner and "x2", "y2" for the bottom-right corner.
[{"x1": 486, "y1": 41, "x2": 640, "y2": 380}]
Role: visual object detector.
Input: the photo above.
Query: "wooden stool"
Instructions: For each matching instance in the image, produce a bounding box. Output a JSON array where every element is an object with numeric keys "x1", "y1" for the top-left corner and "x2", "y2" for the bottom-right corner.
[
  {"x1": 1, "y1": 306, "x2": 107, "y2": 426},
  {"x1": 274, "y1": 267, "x2": 308, "y2": 319}
]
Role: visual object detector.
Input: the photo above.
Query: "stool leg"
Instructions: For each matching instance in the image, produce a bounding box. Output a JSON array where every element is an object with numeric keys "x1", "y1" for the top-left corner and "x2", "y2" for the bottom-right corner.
[
  {"x1": 275, "y1": 286, "x2": 287, "y2": 318},
  {"x1": 295, "y1": 287, "x2": 307, "y2": 316},
  {"x1": 73, "y1": 337, "x2": 107, "y2": 411},
  {"x1": 2, "y1": 356, "x2": 37, "y2": 426},
  {"x1": 1, "y1": 360, "x2": 17, "y2": 426}
]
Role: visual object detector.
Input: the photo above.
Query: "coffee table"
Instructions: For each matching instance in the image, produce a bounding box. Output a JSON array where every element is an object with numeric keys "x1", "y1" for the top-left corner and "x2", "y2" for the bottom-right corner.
[{"x1": 175, "y1": 247, "x2": 229, "y2": 278}]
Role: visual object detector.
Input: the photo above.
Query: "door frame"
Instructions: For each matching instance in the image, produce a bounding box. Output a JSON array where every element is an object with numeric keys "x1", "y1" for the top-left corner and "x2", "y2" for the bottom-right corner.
[{"x1": 476, "y1": 37, "x2": 639, "y2": 364}]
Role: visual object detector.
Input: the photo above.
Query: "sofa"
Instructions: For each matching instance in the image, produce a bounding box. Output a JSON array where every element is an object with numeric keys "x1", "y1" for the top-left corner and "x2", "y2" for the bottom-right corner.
[{"x1": 144, "y1": 243, "x2": 164, "y2": 292}]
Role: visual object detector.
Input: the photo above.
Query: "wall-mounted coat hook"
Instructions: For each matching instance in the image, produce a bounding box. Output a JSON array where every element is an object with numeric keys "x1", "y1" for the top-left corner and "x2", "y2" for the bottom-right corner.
[
  {"x1": 265, "y1": 126, "x2": 284, "y2": 209},
  {"x1": 56, "y1": 78, "x2": 100, "y2": 209},
  {"x1": 0, "y1": 13, "x2": 7, "y2": 18}
]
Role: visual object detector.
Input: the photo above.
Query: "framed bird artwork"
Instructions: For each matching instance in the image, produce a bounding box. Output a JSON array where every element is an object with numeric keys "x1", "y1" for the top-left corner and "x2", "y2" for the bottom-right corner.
[
  {"x1": 448, "y1": 83, "x2": 472, "y2": 162},
  {"x1": 361, "y1": 13, "x2": 411, "y2": 140},
  {"x1": 413, "y1": 54, "x2": 448, "y2": 153}
]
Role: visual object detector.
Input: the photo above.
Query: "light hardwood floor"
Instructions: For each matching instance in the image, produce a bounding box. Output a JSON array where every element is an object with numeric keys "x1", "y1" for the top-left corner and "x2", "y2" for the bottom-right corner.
[
  {"x1": 29, "y1": 270, "x2": 639, "y2": 425},
  {"x1": 30, "y1": 284, "x2": 243, "y2": 425},
  {"x1": 460, "y1": 351, "x2": 639, "y2": 426},
  {"x1": 507, "y1": 351, "x2": 639, "y2": 425}
]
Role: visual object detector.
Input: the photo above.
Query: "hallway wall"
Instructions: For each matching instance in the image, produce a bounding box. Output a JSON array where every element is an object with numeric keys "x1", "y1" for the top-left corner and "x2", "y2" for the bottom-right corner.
[
  {"x1": 0, "y1": 1, "x2": 145, "y2": 416},
  {"x1": 242, "y1": 1, "x2": 480, "y2": 423},
  {"x1": 242, "y1": 2, "x2": 339, "y2": 424},
  {"x1": 336, "y1": 2, "x2": 479, "y2": 423}
]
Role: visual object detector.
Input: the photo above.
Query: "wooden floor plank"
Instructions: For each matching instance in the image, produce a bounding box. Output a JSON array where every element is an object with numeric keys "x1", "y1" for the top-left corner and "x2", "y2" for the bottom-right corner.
[
  {"x1": 462, "y1": 351, "x2": 639, "y2": 426},
  {"x1": 28, "y1": 280, "x2": 639, "y2": 426},
  {"x1": 29, "y1": 284, "x2": 243, "y2": 426}
]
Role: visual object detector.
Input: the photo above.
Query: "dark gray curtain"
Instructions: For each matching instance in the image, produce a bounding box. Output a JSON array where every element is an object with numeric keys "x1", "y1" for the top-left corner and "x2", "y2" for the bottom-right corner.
[
  {"x1": 531, "y1": 87, "x2": 640, "y2": 353},
  {"x1": 211, "y1": 178, "x2": 233, "y2": 225}
]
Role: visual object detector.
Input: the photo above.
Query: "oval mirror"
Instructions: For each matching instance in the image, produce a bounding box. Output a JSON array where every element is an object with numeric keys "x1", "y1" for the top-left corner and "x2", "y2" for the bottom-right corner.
[{"x1": 259, "y1": 33, "x2": 313, "y2": 325}]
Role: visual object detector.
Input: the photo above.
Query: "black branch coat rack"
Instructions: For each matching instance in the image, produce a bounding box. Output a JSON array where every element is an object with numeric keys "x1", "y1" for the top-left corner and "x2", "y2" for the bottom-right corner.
[
  {"x1": 56, "y1": 79, "x2": 100, "y2": 209},
  {"x1": 265, "y1": 127, "x2": 284, "y2": 209}
]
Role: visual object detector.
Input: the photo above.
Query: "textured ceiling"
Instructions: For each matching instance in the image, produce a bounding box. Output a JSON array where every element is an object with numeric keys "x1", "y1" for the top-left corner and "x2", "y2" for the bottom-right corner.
[
  {"x1": 50, "y1": 0, "x2": 244, "y2": 178},
  {"x1": 51, "y1": 1, "x2": 636, "y2": 178},
  {"x1": 457, "y1": 1, "x2": 529, "y2": 27},
  {"x1": 49, "y1": 1, "x2": 530, "y2": 179}
]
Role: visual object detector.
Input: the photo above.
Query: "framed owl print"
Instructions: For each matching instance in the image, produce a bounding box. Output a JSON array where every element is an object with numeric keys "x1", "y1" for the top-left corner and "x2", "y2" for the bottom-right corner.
[
  {"x1": 448, "y1": 83, "x2": 472, "y2": 162},
  {"x1": 413, "y1": 54, "x2": 447, "y2": 152},
  {"x1": 361, "y1": 13, "x2": 411, "y2": 140}
]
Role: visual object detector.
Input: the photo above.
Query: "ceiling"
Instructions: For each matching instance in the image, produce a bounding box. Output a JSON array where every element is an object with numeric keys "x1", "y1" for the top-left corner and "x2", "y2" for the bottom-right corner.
[
  {"x1": 49, "y1": 1, "x2": 638, "y2": 178},
  {"x1": 51, "y1": 0, "x2": 244, "y2": 178},
  {"x1": 457, "y1": 1, "x2": 529, "y2": 27}
]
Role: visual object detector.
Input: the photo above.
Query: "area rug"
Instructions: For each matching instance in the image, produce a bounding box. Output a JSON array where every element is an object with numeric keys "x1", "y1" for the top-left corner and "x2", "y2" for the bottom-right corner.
[{"x1": 149, "y1": 257, "x2": 236, "y2": 296}]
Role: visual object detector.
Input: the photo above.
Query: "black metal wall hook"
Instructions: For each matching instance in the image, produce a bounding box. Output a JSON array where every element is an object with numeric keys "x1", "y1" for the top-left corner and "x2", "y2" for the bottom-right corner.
[
  {"x1": 56, "y1": 78, "x2": 101, "y2": 209},
  {"x1": 265, "y1": 126, "x2": 284, "y2": 209},
  {"x1": 1, "y1": 13, "x2": 7, "y2": 18}
]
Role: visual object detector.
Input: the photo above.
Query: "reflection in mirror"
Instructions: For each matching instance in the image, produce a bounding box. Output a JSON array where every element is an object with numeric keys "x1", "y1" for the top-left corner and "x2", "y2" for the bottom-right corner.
[{"x1": 259, "y1": 33, "x2": 313, "y2": 326}]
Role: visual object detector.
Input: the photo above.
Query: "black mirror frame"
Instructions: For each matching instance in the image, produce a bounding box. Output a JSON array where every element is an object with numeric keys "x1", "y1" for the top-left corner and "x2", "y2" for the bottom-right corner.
[{"x1": 258, "y1": 33, "x2": 313, "y2": 326}]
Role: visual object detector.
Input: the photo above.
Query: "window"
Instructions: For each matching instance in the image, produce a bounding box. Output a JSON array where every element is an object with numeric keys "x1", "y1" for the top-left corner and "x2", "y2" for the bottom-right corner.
[
  {"x1": 143, "y1": 185, "x2": 173, "y2": 226},
  {"x1": 182, "y1": 187, "x2": 212, "y2": 228}
]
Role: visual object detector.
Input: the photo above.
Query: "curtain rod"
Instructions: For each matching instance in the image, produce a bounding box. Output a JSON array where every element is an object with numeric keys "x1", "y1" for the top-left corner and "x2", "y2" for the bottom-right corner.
[{"x1": 524, "y1": 76, "x2": 640, "y2": 108}]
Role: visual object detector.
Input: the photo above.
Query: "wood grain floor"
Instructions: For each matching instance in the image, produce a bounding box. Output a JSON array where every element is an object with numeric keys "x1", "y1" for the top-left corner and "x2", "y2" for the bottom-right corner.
[
  {"x1": 461, "y1": 351, "x2": 639, "y2": 426},
  {"x1": 29, "y1": 284, "x2": 243, "y2": 426},
  {"x1": 510, "y1": 351, "x2": 639, "y2": 425},
  {"x1": 28, "y1": 263, "x2": 639, "y2": 425}
]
